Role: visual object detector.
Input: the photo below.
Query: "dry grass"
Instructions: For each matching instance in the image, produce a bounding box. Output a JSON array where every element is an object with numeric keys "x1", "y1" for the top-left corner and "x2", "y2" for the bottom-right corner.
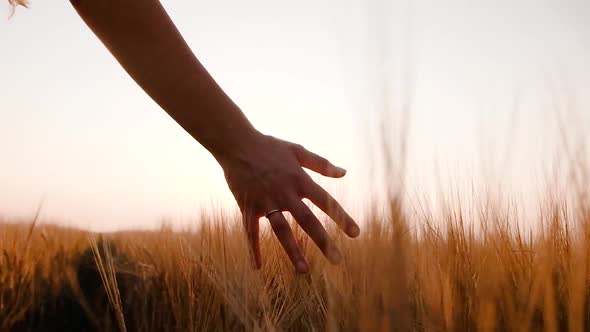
[{"x1": 1, "y1": 190, "x2": 590, "y2": 331}]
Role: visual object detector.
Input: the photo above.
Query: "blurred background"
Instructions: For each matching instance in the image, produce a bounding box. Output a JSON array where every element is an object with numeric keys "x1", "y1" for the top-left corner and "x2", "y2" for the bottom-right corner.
[{"x1": 1, "y1": 0, "x2": 588, "y2": 231}]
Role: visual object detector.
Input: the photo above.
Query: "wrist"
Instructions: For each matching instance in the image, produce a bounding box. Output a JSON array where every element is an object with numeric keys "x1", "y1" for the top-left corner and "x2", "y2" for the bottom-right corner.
[{"x1": 208, "y1": 125, "x2": 263, "y2": 168}]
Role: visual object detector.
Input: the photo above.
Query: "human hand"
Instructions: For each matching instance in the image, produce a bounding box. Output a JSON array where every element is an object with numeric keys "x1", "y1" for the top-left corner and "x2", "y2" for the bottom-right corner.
[{"x1": 218, "y1": 133, "x2": 360, "y2": 273}]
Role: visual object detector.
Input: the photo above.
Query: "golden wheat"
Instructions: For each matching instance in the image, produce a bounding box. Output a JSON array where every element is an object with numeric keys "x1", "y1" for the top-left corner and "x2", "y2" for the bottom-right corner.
[{"x1": 0, "y1": 189, "x2": 589, "y2": 331}]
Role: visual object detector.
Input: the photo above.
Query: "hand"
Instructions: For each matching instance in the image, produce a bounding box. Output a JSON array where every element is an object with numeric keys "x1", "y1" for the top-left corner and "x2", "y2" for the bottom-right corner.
[{"x1": 219, "y1": 133, "x2": 360, "y2": 273}]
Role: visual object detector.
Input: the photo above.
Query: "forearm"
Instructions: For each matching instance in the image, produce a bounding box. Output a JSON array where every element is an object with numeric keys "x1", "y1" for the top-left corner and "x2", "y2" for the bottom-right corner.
[{"x1": 70, "y1": 0, "x2": 259, "y2": 162}]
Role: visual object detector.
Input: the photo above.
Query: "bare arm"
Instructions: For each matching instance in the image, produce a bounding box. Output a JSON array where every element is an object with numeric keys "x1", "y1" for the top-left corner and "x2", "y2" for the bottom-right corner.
[
  {"x1": 70, "y1": 0, "x2": 255, "y2": 163},
  {"x1": 69, "y1": 0, "x2": 360, "y2": 273}
]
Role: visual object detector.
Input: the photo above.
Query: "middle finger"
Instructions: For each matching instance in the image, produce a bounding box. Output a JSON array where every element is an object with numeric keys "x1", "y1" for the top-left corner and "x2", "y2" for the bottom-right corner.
[{"x1": 288, "y1": 199, "x2": 342, "y2": 264}]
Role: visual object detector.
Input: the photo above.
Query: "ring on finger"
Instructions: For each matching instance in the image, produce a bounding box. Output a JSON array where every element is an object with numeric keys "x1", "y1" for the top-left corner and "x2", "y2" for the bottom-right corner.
[{"x1": 265, "y1": 209, "x2": 282, "y2": 219}]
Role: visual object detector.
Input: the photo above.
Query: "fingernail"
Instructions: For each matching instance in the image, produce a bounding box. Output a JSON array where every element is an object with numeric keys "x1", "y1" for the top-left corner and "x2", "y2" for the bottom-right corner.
[
  {"x1": 335, "y1": 166, "x2": 347, "y2": 175},
  {"x1": 296, "y1": 261, "x2": 309, "y2": 273}
]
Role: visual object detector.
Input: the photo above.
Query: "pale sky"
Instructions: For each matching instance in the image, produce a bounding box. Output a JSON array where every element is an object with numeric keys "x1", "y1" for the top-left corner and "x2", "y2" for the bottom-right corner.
[{"x1": 1, "y1": 0, "x2": 588, "y2": 231}]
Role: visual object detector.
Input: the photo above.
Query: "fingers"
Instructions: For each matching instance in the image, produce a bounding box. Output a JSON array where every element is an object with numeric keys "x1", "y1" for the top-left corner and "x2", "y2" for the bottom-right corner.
[
  {"x1": 303, "y1": 179, "x2": 361, "y2": 238},
  {"x1": 293, "y1": 145, "x2": 347, "y2": 178},
  {"x1": 267, "y1": 211, "x2": 309, "y2": 273},
  {"x1": 288, "y1": 199, "x2": 342, "y2": 264},
  {"x1": 244, "y1": 211, "x2": 261, "y2": 269}
]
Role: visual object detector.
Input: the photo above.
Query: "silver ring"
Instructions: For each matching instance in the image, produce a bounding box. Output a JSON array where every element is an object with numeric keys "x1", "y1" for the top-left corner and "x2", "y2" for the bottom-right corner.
[{"x1": 265, "y1": 209, "x2": 282, "y2": 218}]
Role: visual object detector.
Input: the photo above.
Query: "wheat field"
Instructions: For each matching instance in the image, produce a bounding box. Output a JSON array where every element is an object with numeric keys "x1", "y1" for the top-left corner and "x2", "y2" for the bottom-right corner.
[
  {"x1": 4, "y1": 1, "x2": 590, "y2": 331},
  {"x1": 2, "y1": 185, "x2": 590, "y2": 331}
]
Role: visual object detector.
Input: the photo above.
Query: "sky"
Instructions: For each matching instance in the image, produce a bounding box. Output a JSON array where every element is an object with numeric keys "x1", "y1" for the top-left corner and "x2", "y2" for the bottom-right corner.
[{"x1": 1, "y1": 0, "x2": 589, "y2": 231}]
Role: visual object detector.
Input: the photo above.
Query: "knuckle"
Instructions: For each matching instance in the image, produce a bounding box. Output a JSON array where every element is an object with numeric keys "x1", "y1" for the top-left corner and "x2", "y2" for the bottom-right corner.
[
  {"x1": 297, "y1": 183, "x2": 310, "y2": 197},
  {"x1": 292, "y1": 144, "x2": 307, "y2": 157},
  {"x1": 285, "y1": 170, "x2": 301, "y2": 182},
  {"x1": 294, "y1": 143, "x2": 305, "y2": 152},
  {"x1": 298, "y1": 172, "x2": 314, "y2": 187},
  {"x1": 292, "y1": 173, "x2": 307, "y2": 190}
]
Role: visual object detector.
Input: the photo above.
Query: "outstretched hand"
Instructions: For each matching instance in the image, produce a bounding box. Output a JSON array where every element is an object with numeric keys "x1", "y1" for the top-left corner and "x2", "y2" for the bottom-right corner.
[
  {"x1": 219, "y1": 133, "x2": 360, "y2": 273},
  {"x1": 66, "y1": 0, "x2": 358, "y2": 273}
]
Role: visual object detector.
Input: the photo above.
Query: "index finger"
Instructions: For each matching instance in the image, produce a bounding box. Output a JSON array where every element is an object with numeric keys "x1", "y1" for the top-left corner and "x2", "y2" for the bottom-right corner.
[{"x1": 302, "y1": 178, "x2": 360, "y2": 238}]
